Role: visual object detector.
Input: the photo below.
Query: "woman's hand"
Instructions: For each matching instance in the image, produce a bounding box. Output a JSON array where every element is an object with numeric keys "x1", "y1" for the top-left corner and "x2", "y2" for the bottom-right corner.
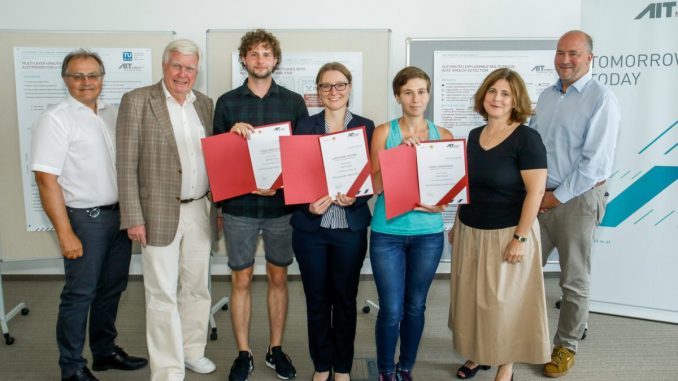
[
  {"x1": 309, "y1": 195, "x2": 332, "y2": 215},
  {"x1": 502, "y1": 238, "x2": 525, "y2": 264},
  {"x1": 401, "y1": 135, "x2": 423, "y2": 146},
  {"x1": 231, "y1": 122, "x2": 255, "y2": 138},
  {"x1": 414, "y1": 203, "x2": 447, "y2": 213},
  {"x1": 447, "y1": 228, "x2": 454, "y2": 245},
  {"x1": 334, "y1": 193, "x2": 356, "y2": 207}
]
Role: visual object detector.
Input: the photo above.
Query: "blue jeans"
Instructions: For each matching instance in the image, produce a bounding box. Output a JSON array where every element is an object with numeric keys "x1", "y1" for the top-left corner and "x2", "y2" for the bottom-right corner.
[
  {"x1": 369, "y1": 231, "x2": 444, "y2": 373},
  {"x1": 58, "y1": 207, "x2": 132, "y2": 378}
]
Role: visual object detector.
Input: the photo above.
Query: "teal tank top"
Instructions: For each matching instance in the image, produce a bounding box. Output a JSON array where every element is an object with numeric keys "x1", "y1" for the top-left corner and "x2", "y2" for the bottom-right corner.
[{"x1": 371, "y1": 119, "x2": 444, "y2": 236}]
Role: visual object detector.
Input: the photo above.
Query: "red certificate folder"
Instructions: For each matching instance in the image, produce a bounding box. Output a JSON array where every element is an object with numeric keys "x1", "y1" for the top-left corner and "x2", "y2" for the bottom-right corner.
[
  {"x1": 201, "y1": 123, "x2": 287, "y2": 202},
  {"x1": 201, "y1": 132, "x2": 255, "y2": 202},
  {"x1": 379, "y1": 139, "x2": 469, "y2": 220},
  {"x1": 280, "y1": 126, "x2": 372, "y2": 205}
]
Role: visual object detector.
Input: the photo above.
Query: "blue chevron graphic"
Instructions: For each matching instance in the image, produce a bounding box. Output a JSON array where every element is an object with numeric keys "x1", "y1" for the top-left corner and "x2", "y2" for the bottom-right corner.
[{"x1": 601, "y1": 166, "x2": 678, "y2": 227}]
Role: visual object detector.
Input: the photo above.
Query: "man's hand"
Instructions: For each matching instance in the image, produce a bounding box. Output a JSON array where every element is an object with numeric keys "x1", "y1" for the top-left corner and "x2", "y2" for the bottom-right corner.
[
  {"x1": 58, "y1": 230, "x2": 83, "y2": 259},
  {"x1": 252, "y1": 188, "x2": 277, "y2": 197},
  {"x1": 539, "y1": 191, "x2": 561, "y2": 212},
  {"x1": 231, "y1": 122, "x2": 255, "y2": 139},
  {"x1": 127, "y1": 224, "x2": 147, "y2": 247}
]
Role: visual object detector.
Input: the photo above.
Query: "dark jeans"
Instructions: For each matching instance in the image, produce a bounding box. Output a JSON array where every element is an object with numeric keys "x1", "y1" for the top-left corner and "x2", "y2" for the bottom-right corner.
[
  {"x1": 57, "y1": 207, "x2": 132, "y2": 378},
  {"x1": 369, "y1": 231, "x2": 444, "y2": 373},
  {"x1": 293, "y1": 227, "x2": 367, "y2": 373}
]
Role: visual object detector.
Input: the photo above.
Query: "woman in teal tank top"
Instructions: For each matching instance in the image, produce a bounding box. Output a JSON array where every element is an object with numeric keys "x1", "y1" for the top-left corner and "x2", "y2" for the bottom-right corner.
[{"x1": 369, "y1": 67, "x2": 453, "y2": 381}]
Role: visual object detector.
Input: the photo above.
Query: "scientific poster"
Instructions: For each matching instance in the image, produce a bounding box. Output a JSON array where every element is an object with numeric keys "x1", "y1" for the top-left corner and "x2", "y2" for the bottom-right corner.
[{"x1": 14, "y1": 47, "x2": 153, "y2": 231}]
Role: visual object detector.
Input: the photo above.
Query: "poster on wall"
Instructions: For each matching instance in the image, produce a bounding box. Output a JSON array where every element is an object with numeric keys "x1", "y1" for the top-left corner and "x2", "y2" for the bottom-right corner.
[
  {"x1": 14, "y1": 47, "x2": 153, "y2": 231},
  {"x1": 582, "y1": 0, "x2": 678, "y2": 323},
  {"x1": 431, "y1": 50, "x2": 557, "y2": 230},
  {"x1": 433, "y1": 50, "x2": 556, "y2": 138},
  {"x1": 231, "y1": 51, "x2": 363, "y2": 116}
]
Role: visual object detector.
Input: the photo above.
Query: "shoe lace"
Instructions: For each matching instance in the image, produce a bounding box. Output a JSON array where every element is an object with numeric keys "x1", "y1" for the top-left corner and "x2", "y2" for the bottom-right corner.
[
  {"x1": 551, "y1": 347, "x2": 570, "y2": 366},
  {"x1": 231, "y1": 354, "x2": 252, "y2": 373},
  {"x1": 272, "y1": 350, "x2": 294, "y2": 373}
]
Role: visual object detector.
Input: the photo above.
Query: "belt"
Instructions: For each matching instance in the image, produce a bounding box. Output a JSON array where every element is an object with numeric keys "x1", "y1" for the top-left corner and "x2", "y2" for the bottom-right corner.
[
  {"x1": 68, "y1": 203, "x2": 119, "y2": 211},
  {"x1": 179, "y1": 192, "x2": 208, "y2": 204},
  {"x1": 67, "y1": 203, "x2": 119, "y2": 218},
  {"x1": 546, "y1": 180, "x2": 606, "y2": 192},
  {"x1": 97, "y1": 203, "x2": 120, "y2": 210}
]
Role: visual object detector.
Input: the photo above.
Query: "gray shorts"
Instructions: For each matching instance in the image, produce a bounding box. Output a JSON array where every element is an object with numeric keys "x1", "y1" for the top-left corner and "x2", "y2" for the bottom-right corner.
[{"x1": 223, "y1": 213, "x2": 293, "y2": 271}]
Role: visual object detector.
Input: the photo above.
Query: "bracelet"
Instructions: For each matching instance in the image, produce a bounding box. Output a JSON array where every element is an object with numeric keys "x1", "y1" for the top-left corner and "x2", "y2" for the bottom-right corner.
[{"x1": 513, "y1": 233, "x2": 527, "y2": 242}]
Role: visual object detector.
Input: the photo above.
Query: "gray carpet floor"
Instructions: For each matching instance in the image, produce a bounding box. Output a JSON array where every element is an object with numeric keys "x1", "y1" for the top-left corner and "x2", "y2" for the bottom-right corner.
[{"x1": 1, "y1": 276, "x2": 677, "y2": 381}]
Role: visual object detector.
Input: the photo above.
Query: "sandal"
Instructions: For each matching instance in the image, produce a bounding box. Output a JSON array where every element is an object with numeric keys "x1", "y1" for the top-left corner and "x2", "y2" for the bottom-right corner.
[{"x1": 456, "y1": 361, "x2": 491, "y2": 379}]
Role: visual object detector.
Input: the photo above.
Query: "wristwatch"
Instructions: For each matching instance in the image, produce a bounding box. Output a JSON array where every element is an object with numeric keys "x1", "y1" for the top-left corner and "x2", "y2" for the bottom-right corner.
[{"x1": 513, "y1": 234, "x2": 527, "y2": 242}]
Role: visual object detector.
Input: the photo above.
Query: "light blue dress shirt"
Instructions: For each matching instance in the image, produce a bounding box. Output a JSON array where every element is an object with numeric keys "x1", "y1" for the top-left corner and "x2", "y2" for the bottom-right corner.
[{"x1": 530, "y1": 72, "x2": 621, "y2": 203}]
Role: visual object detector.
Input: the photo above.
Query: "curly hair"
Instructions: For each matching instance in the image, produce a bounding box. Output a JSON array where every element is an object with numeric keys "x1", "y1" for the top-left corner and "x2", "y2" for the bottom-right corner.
[{"x1": 238, "y1": 29, "x2": 282, "y2": 72}]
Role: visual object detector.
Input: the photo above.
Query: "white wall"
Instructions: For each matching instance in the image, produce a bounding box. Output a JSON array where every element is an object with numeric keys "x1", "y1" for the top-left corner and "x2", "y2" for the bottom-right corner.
[{"x1": 0, "y1": 0, "x2": 580, "y2": 274}]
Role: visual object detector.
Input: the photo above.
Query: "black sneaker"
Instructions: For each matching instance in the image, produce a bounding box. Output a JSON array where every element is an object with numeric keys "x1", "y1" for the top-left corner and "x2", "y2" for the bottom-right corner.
[
  {"x1": 265, "y1": 346, "x2": 296, "y2": 379},
  {"x1": 229, "y1": 351, "x2": 254, "y2": 381}
]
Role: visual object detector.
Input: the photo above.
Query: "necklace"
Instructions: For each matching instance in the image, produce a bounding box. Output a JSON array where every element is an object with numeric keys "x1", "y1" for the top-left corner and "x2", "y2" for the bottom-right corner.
[{"x1": 481, "y1": 124, "x2": 514, "y2": 150}]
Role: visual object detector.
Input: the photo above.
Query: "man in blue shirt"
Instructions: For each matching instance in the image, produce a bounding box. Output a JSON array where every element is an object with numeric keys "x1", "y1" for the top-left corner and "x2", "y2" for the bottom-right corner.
[{"x1": 530, "y1": 30, "x2": 621, "y2": 378}]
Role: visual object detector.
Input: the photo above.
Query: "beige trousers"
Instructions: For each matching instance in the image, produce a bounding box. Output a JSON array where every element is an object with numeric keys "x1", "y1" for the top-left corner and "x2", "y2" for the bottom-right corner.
[
  {"x1": 539, "y1": 185, "x2": 607, "y2": 353},
  {"x1": 142, "y1": 198, "x2": 212, "y2": 381}
]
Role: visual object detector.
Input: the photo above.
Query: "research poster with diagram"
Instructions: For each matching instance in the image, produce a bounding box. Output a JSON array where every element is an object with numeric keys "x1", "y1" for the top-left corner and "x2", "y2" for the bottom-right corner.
[
  {"x1": 433, "y1": 50, "x2": 556, "y2": 139},
  {"x1": 14, "y1": 47, "x2": 153, "y2": 231}
]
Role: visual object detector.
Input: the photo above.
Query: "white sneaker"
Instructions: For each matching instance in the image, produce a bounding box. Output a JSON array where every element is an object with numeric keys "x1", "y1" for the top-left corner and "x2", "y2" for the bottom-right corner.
[{"x1": 185, "y1": 356, "x2": 216, "y2": 374}]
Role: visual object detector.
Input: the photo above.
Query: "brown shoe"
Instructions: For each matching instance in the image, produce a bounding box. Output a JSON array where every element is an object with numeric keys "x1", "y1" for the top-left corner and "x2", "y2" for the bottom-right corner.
[{"x1": 543, "y1": 346, "x2": 575, "y2": 378}]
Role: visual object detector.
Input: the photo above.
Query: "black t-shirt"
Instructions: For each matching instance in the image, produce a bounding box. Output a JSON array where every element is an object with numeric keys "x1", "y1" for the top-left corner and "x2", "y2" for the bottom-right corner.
[{"x1": 458, "y1": 124, "x2": 547, "y2": 229}]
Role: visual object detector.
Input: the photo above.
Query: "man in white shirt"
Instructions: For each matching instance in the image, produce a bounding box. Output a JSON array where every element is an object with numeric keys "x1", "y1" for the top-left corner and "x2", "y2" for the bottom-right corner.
[
  {"x1": 32, "y1": 49, "x2": 147, "y2": 381},
  {"x1": 116, "y1": 39, "x2": 216, "y2": 381}
]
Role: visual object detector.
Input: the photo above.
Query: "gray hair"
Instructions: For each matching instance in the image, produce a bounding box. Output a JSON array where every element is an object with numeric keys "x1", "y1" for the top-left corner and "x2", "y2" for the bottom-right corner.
[
  {"x1": 162, "y1": 39, "x2": 201, "y2": 64},
  {"x1": 61, "y1": 49, "x2": 105, "y2": 77}
]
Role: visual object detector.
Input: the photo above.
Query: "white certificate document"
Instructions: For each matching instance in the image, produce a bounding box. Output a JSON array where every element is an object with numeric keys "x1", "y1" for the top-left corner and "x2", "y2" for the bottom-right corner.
[
  {"x1": 247, "y1": 122, "x2": 291, "y2": 189},
  {"x1": 416, "y1": 140, "x2": 468, "y2": 205},
  {"x1": 319, "y1": 128, "x2": 373, "y2": 200}
]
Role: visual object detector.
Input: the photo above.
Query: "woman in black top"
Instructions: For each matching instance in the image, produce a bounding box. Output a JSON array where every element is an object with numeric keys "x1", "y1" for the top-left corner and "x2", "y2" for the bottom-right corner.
[{"x1": 448, "y1": 68, "x2": 550, "y2": 381}]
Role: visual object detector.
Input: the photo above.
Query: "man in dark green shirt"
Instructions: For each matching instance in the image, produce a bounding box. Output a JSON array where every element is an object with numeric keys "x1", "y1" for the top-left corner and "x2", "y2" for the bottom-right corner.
[{"x1": 213, "y1": 29, "x2": 308, "y2": 381}]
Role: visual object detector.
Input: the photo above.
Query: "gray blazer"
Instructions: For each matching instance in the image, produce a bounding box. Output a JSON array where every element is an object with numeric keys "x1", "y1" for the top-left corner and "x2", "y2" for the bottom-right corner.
[{"x1": 116, "y1": 81, "x2": 214, "y2": 246}]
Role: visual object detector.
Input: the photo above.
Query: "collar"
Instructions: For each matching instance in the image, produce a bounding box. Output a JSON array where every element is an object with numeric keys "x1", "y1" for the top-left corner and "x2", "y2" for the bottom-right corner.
[
  {"x1": 555, "y1": 71, "x2": 593, "y2": 94},
  {"x1": 237, "y1": 78, "x2": 280, "y2": 97},
  {"x1": 65, "y1": 93, "x2": 105, "y2": 113},
  {"x1": 161, "y1": 80, "x2": 196, "y2": 104}
]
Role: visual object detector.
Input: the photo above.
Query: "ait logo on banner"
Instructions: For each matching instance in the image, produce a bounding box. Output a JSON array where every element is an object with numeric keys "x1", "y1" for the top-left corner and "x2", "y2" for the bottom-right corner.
[{"x1": 635, "y1": 2, "x2": 678, "y2": 19}]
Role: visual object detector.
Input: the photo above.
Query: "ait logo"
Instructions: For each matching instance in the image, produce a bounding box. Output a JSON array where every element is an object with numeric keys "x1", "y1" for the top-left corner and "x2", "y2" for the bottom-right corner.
[
  {"x1": 635, "y1": 2, "x2": 677, "y2": 19},
  {"x1": 531, "y1": 65, "x2": 546, "y2": 72},
  {"x1": 118, "y1": 63, "x2": 132, "y2": 69},
  {"x1": 122, "y1": 51, "x2": 133, "y2": 61}
]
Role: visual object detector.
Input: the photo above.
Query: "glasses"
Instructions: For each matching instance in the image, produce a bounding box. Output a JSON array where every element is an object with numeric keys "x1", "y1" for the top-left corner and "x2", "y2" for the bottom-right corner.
[
  {"x1": 318, "y1": 82, "x2": 348, "y2": 92},
  {"x1": 65, "y1": 73, "x2": 103, "y2": 81}
]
